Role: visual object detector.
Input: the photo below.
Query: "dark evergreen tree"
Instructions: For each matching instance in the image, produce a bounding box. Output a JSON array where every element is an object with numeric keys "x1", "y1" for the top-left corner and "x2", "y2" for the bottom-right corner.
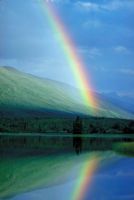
[{"x1": 73, "y1": 116, "x2": 83, "y2": 154}]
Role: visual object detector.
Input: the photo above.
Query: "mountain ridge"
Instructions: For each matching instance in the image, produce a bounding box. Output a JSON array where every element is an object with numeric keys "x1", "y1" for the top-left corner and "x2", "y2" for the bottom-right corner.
[{"x1": 0, "y1": 66, "x2": 133, "y2": 119}]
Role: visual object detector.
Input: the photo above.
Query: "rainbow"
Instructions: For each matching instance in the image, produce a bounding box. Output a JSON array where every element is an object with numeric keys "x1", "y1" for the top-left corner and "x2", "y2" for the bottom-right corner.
[
  {"x1": 72, "y1": 155, "x2": 99, "y2": 200},
  {"x1": 40, "y1": 0, "x2": 98, "y2": 113}
]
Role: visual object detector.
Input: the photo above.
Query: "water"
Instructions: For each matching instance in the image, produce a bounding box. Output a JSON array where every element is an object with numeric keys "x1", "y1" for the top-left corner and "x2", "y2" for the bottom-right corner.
[
  {"x1": 87, "y1": 156, "x2": 134, "y2": 200},
  {"x1": 1, "y1": 152, "x2": 134, "y2": 200},
  {"x1": 0, "y1": 133, "x2": 134, "y2": 139}
]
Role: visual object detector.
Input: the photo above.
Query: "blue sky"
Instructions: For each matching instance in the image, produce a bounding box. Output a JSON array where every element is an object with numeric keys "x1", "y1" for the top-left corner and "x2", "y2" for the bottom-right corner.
[{"x1": 0, "y1": 0, "x2": 134, "y2": 97}]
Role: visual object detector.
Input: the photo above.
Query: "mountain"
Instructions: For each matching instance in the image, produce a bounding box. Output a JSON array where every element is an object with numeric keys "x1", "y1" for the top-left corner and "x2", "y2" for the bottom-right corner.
[
  {"x1": 100, "y1": 92, "x2": 134, "y2": 114},
  {"x1": 0, "y1": 66, "x2": 133, "y2": 119}
]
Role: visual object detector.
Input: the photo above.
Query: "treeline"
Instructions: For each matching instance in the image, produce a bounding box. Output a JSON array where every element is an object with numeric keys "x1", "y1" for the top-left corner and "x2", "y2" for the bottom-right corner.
[
  {"x1": 0, "y1": 116, "x2": 134, "y2": 134},
  {"x1": 0, "y1": 117, "x2": 73, "y2": 133}
]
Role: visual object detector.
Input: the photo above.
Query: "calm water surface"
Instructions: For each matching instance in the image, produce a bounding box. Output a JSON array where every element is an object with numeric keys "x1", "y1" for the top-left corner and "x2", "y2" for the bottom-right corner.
[{"x1": 7, "y1": 152, "x2": 134, "y2": 200}]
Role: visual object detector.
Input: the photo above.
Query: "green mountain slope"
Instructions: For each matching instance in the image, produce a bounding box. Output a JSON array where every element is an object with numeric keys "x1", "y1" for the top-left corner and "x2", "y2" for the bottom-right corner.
[{"x1": 0, "y1": 66, "x2": 133, "y2": 119}]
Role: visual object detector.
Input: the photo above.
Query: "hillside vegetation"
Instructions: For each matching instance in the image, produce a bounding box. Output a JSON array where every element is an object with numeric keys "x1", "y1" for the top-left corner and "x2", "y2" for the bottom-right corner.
[{"x1": 0, "y1": 66, "x2": 133, "y2": 119}]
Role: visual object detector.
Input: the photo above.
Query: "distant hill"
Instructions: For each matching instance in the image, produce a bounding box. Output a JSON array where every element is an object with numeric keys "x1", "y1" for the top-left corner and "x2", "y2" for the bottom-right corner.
[
  {"x1": 100, "y1": 92, "x2": 134, "y2": 115},
  {"x1": 0, "y1": 66, "x2": 133, "y2": 119}
]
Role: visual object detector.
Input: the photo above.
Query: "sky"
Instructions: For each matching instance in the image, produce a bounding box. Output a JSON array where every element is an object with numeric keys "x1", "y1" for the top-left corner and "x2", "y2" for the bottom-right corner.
[{"x1": 0, "y1": 0, "x2": 134, "y2": 97}]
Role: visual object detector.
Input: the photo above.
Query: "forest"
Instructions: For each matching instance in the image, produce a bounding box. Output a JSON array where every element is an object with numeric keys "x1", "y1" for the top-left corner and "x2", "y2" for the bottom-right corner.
[{"x1": 0, "y1": 116, "x2": 134, "y2": 134}]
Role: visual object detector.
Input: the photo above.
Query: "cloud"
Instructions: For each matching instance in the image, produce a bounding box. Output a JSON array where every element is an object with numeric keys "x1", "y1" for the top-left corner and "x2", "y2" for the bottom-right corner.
[
  {"x1": 89, "y1": 47, "x2": 101, "y2": 57},
  {"x1": 114, "y1": 46, "x2": 130, "y2": 54},
  {"x1": 102, "y1": 0, "x2": 122, "y2": 11},
  {"x1": 75, "y1": 0, "x2": 134, "y2": 12},
  {"x1": 92, "y1": 65, "x2": 134, "y2": 76},
  {"x1": 119, "y1": 68, "x2": 134, "y2": 76},
  {"x1": 117, "y1": 91, "x2": 134, "y2": 98},
  {"x1": 111, "y1": 68, "x2": 134, "y2": 76},
  {"x1": 44, "y1": 0, "x2": 70, "y2": 3},
  {"x1": 104, "y1": 0, "x2": 134, "y2": 11},
  {"x1": 78, "y1": 47, "x2": 101, "y2": 58},
  {"x1": 76, "y1": 1, "x2": 99, "y2": 11},
  {"x1": 83, "y1": 19, "x2": 102, "y2": 28}
]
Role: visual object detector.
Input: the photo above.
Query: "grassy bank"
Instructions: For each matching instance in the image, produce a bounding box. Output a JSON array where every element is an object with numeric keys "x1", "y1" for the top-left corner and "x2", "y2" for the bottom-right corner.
[{"x1": 113, "y1": 142, "x2": 134, "y2": 156}]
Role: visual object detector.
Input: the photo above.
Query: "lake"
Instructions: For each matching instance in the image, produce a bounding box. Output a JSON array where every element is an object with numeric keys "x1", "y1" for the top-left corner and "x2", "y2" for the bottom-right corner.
[{"x1": 0, "y1": 150, "x2": 134, "y2": 200}]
